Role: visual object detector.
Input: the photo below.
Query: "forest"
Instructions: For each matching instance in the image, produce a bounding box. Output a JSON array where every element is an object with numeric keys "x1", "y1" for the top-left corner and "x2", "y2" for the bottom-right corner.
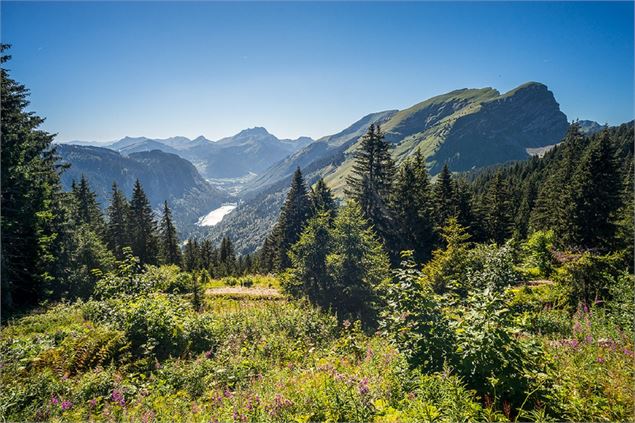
[{"x1": 1, "y1": 43, "x2": 634, "y2": 422}]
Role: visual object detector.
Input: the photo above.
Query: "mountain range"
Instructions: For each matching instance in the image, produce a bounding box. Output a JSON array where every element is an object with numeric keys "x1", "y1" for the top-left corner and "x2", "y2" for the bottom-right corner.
[
  {"x1": 56, "y1": 145, "x2": 230, "y2": 233},
  {"x1": 58, "y1": 81, "x2": 606, "y2": 253},
  {"x1": 65, "y1": 128, "x2": 314, "y2": 179}
]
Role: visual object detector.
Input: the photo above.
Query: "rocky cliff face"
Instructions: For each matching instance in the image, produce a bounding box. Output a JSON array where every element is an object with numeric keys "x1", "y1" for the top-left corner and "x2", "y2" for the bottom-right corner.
[{"x1": 426, "y1": 82, "x2": 569, "y2": 173}]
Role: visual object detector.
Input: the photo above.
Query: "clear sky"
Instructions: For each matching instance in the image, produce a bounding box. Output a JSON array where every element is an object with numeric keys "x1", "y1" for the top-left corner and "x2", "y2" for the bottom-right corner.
[{"x1": 1, "y1": 1, "x2": 633, "y2": 142}]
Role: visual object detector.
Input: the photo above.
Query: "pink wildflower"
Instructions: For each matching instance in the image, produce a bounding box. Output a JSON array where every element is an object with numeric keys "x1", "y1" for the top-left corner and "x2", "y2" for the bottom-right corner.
[{"x1": 61, "y1": 400, "x2": 73, "y2": 411}]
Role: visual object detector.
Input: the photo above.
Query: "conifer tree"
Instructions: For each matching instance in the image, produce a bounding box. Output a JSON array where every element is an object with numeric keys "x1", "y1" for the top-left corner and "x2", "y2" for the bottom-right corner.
[
  {"x1": 106, "y1": 183, "x2": 130, "y2": 260},
  {"x1": 199, "y1": 239, "x2": 214, "y2": 273},
  {"x1": 432, "y1": 163, "x2": 457, "y2": 229},
  {"x1": 570, "y1": 131, "x2": 622, "y2": 249},
  {"x1": 483, "y1": 170, "x2": 513, "y2": 244},
  {"x1": 345, "y1": 124, "x2": 396, "y2": 251},
  {"x1": 73, "y1": 174, "x2": 105, "y2": 231},
  {"x1": 183, "y1": 239, "x2": 200, "y2": 272},
  {"x1": 392, "y1": 151, "x2": 435, "y2": 263},
  {"x1": 219, "y1": 237, "x2": 236, "y2": 271},
  {"x1": 273, "y1": 168, "x2": 312, "y2": 270},
  {"x1": 159, "y1": 201, "x2": 181, "y2": 265},
  {"x1": 326, "y1": 202, "x2": 391, "y2": 323},
  {"x1": 258, "y1": 233, "x2": 277, "y2": 273},
  {"x1": 1, "y1": 45, "x2": 69, "y2": 311},
  {"x1": 128, "y1": 179, "x2": 159, "y2": 264},
  {"x1": 283, "y1": 212, "x2": 333, "y2": 305},
  {"x1": 310, "y1": 178, "x2": 337, "y2": 219}
]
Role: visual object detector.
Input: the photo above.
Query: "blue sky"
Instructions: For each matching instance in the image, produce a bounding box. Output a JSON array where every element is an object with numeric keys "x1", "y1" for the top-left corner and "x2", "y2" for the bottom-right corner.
[{"x1": 2, "y1": 1, "x2": 633, "y2": 142}]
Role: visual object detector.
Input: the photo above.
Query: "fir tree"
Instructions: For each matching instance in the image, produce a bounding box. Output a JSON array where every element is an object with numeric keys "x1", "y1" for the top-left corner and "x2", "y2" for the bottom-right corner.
[
  {"x1": 199, "y1": 239, "x2": 214, "y2": 273},
  {"x1": 570, "y1": 131, "x2": 622, "y2": 249},
  {"x1": 483, "y1": 170, "x2": 513, "y2": 244},
  {"x1": 283, "y1": 212, "x2": 333, "y2": 305},
  {"x1": 310, "y1": 178, "x2": 337, "y2": 219},
  {"x1": 106, "y1": 183, "x2": 130, "y2": 260},
  {"x1": 128, "y1": 179, "x2": 159, "y2": 264},
  {"x1": 159, "y1": 201, "x2": 181, "y2": 265},
  {"x1": 273, "y1": 168, "x2": 312, "y2": 270},
  {"x1": 73, "y1": 174, "x2": 105, "y2": 231},
  {"x1": 1, "y1": 45, "x2": 69, "y2": 311},
  {"x1": 345, "y1": 124, "x2": 396, "y2": 252},
  {"x1": 432, "y1": 163, "x2": 457, "y2": 229},
  {"x1": 183, "y1": 239, "x2": 200, "y2": 272},
  {"x1": 392, "y1": 151, "x2": 435, "y2": 263}
]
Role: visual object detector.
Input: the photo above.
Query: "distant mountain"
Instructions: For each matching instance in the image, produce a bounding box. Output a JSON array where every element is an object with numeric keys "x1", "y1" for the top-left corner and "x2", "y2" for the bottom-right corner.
[
  {"x1": 207, "y1": 82, "x2": 571, "y2": 253},
  {"x1": 578, "y1": 120, "x2": 604, "y2": 135},
  {"x1": 102, "y1": 129, "x2": 314, "y2": 179},
  {"x1": 56, "y1": 145, "x2": 231, "y2": 235}
]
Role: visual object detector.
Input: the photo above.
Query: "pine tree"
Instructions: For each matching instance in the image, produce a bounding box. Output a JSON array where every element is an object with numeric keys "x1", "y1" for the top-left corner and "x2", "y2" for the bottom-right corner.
[
  {"x1": 258, "y1": 233, "x2": 277, "y2": 274},
  {"x1": 1, "y1": 45, "x2": 69, "y2": 311},
  {"x1": 183, "y1": 239, "x2": 200, "y2": 272},
  {"x1": 392, "y1": 151, "x2": 435, "y2": 263},
  {"x1": 73, "y1": 174, "x2": 105, "y2": 231},
  {"x1": 326, "y1": 202, "x2": 391, "y2": 323},
  {"x1": 310, "y1": 178, "x2": 337, "y2": 219},
  {"x1": 106, "y1": 183, "x2": 130, "y2": 260},
  {"x1": 432, "y1": 163, "x2": 457, "y2": 229},
  {"x1": 199, "y1": 239, "x2": 214, "y2": 273},
  {"x1": 483, "y1": 170, "x2": 513, "y2": 244},
  {"x1": 128, "y1": 179, "x2": 159, "y2": 264},
  {"x1": 570, "y1": 131, "x2": 622, "y2": 249},
  {"x1": 273, "y1": 168, "x2": 312, "y2": 270},
  {"x1": 283, "y1": 212, "x2": 333, "y2": 305},
  {"x1": 345, "y1": 124, "x2": 396, "y2": 252},
  {"x1": 219, "y1": 237, "x2": 236, "y2": 273},
  {"x1": 159, "y1": 201, "x2": 181, "y2": 265}
]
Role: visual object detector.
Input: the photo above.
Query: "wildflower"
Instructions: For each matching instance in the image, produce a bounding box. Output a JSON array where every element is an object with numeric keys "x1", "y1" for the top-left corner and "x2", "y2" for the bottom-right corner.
[
  {"x1": 61, "y1": 400, "x2": 73, "y2": 411},
  {"x1": 205, "y1": 350, "x2": 213, "y2": 359},
  {"x1": 51, "y1": 396, "x2": 59, "y2": 406},
  {"x1": 596, "y1": 356, "x2": 605, "y2": 364},
  {"x1": 358, "y1": 377, "x2": 370, "y2": 395},
  {"x1": 624, "y1": 348, "x2": 634, "y2": 357},
  {"x1": 111, "y1": 389, "x2": 125, "y2": 406},
  {"x1": 343, "y1": 319, "x2": 351, "y2": 329},
  {"x1": 89, "y1": 399, "x2": 97, "y2": 408},
  {"x1": 141, "y1": 411, "x2": 155, "y2": 423},
  {"x1": 585, "y1": 335, "x2": 593, "y2": 344},
  {"x1": 224, "y1": 389, "x2": 234, "y2": 398}
]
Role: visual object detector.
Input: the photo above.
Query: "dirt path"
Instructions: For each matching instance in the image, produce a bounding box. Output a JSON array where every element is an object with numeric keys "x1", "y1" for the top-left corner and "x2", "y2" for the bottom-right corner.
[{"x1": 205, "y1": 286, "x2": 283, "y2": 299}]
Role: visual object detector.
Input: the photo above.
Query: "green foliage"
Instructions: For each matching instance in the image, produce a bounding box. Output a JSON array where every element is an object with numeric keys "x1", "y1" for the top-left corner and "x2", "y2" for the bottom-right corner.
[
  {"x1": 380, "y1": 252, "x2": 455, "y2": 372},
  {"x1": 555, "y1": 251, "x2": 624, "y2": 306},
  {"x1": 522, "y1": 230, "x2": 556, "y2": 277},
  {"x1": 607, "y1": 273, "x2": 635, "y2": 331},
  {"x1": 128, "y1": 179, "x2": 159, "y2": 265}
]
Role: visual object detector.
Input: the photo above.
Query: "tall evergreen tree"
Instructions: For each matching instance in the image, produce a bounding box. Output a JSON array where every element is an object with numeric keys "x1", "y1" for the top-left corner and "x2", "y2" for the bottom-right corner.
[
  {"x1": 570, "y1": 131, "x2": 622, "y2": 249},
  {"x1": 73, "y1": 174, "x2": 104, "y2": 229},
  {"x1": 159, "y1": 201, "x2": 181, "y2": 265},
  {"x1": 392, "y1": 151, "x2": 435, "y2": 263},
  {"x1": 345, "y1": 124, "x2": 396, "y2": 252},
  {"x1": 310, "y1": 178, "x2": 337, "y2": 219},
  {"x1": 483, "y1": 170, "x2": 513, "y2": 244},
  {"x1": 199, "y1": 239, "x2": 214, "y2": 272},
  {"x1": 106, "y1": 182, "x2": 130, "y2": 260},
  {"x1": 273, "y1": 168, "x2": 312, "y2": 270},
  {"x1": 183, "y1": 238, "x2": 200, "y2": 272},
  {"x1": 432, "y1": 163, "x2": 457, "y2": 230},
  {"x1": 128, "y1": 179, "x2": 159, "y2": 264},
  {"x1": 1, "y1": 45, "x2": 69, "y2": 311}
]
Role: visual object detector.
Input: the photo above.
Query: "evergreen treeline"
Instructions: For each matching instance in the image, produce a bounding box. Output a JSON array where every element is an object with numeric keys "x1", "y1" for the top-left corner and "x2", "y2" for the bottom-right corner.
[{"x1": 262, "y1": 121, "x2": 633, "y2": 318}]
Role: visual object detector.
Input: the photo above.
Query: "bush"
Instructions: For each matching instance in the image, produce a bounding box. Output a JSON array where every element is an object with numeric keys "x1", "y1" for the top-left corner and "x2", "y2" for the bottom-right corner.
[
  {"x1": 607, "y1": 273, "x2": 635, "y2": 331},
  {"x1": 223, "y1": 277, "x2": 239, "y2": 287},
  {"x1": 555, "y1": 252, "x2": 624, "y2": 306},
  {"x1": 240, "y1": 276, "x2": 254, "y2": 288},
  {"x1": 522, "y1": 230, "x2": 556, "y2": 277}
]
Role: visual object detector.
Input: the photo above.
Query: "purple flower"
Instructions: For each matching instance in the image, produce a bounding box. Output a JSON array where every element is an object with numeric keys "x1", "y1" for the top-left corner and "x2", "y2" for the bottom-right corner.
[
  {"x1": 51, "y1": 396, "x2": 59, "y2": 406},
  {"x1": 224, "y1": 389, "x2": 234, "y2": 398},
  {"x1": 111, "y1": 389, "x2": 125, "y2": 406},
  {"x1": 358, "y1": 378, "x2": 370, "y2": 395},
  {"x1": 61, "y1": 400, "x2": 73, "y2": 411},
  {"x1": 89, "y1": 399, "x2": 97, "y2": 408},
  {"x1": 596, "y1": 356, "x2": 605, "y2": 364},
  {"x1": 205, "y1": 350, "x2": 213, "y2": 359},
  {"x1": 585, "y1": 335, "x2": 593, "y2": 344},
  {"x1": 624, "y1": 348, "x2": 634, "y2": 357}
]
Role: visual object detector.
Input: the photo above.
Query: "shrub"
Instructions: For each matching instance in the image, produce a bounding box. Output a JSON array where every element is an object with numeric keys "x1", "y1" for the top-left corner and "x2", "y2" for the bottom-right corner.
[
  {"x1": 522, "y1": 230, "x2": 556, "y2": 277},
  {"x1": 555, "y1": 252, "x2": 624, "y2": 306},
  {"x1": 240, "y1": 276, "x2": 254, "y2": 288},
  {"x1": 223, "y1": 277, "x2": 239, "y2": 287},
  {"x1": 607, "y1": 272, "x2": 635, "y2": 332},
  {"x1": 380, "y1": 254, "x2": 455, "y2": 372}
]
